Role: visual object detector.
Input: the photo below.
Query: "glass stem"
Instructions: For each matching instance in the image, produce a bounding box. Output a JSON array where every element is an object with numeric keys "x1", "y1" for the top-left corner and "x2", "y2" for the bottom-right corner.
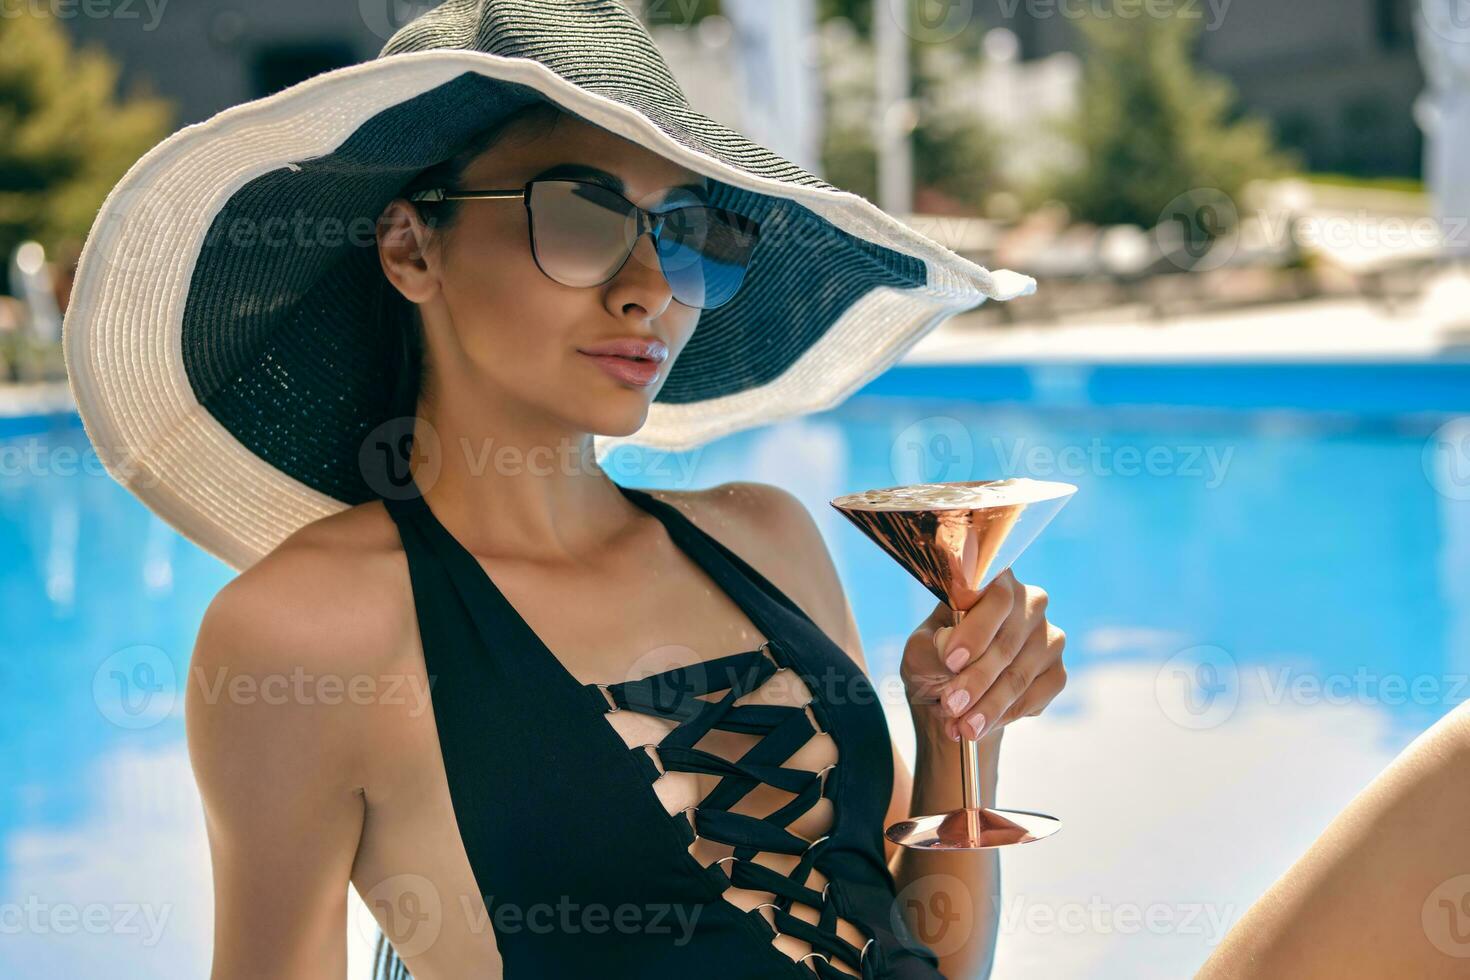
[{"x1": 953, "y1": 606, "x2": 985, "y2": 811}]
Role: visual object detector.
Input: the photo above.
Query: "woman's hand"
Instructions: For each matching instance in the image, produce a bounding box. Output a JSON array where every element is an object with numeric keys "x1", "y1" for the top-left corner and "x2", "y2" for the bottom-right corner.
[{"x1": 901, "y1": 569, "x2": 1067, "y2": 745}]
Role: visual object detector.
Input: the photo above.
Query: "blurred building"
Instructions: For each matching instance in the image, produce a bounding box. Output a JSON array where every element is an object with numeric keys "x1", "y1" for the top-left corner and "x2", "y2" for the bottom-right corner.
[
  {"x1": 61, "y1": 4, "x2": 385, "y2": 127},
  {"x1": 62, "y1": 0, "x2": 1424, "y2": 178},
  {"x1": 993, "y1": 0, "x2": 1423, "y2": 178}
]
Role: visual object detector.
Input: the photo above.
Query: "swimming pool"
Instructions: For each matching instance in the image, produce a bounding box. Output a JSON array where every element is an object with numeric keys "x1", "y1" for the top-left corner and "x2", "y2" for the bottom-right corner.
[{"x1": 4, "y1": 361, "x2": 1468, "y2": 978}]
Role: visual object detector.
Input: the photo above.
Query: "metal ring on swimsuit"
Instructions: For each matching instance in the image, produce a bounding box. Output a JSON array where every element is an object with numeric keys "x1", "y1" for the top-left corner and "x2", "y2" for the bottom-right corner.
[
  {"x1": 596, "y1": 683, "x2": 620, "y2": 712},
  {"x1": 753, "y1": 902, "x2": 783, "y2": 940},
  {"x1": 635, "y1": 742, "x2": 666, "y2": 779},
  {"x1": 679, "y1": 805, "x2": 698, "y2": 841}
]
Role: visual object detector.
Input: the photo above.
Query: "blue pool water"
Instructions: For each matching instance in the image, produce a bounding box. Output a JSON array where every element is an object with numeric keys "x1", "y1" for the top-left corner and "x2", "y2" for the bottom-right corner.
[{"x1": 4, "y1": 362, "x2": 1469, "y2": 978}]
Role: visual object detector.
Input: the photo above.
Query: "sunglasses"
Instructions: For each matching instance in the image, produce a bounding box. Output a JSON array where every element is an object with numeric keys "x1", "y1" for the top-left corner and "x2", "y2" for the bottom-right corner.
[{"x1": 407, "y1": 178, "x2": 761, "y2": 310}]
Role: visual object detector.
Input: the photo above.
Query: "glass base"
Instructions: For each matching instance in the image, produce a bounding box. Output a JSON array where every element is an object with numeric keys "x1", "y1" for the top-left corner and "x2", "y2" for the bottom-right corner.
[{"x1": 885, "y1": 806, "x2": 1062, "y2": 849}]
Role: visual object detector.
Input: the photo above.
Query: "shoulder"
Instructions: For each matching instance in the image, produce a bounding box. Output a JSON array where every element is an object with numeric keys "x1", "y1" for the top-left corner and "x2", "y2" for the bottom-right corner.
[
  {"x1": 199, "y1": 500, "x2": 412, "y2": 668},
  {"x1": 647, "y1": 481, "x2": 865, "y2": 667},
  {"x1": 187, "y1": 500, "x2": 415, "y2": 787}
]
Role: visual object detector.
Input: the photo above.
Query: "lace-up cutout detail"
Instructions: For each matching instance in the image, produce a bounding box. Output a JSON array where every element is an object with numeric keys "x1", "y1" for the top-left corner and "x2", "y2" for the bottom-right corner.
[{"x1": 589, "y1": 639, "x2": 877, "y2": 978}]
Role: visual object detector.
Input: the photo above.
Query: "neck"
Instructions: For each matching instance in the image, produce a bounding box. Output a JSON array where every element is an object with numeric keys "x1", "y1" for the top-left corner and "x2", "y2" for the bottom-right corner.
[{"x1": 403, "y1": 387, "x2": 640, "y2": 563}]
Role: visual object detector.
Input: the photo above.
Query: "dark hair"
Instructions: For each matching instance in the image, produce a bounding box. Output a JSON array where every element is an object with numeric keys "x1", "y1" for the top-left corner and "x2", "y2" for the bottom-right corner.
[
  {"x1": 369, "y1": 98, "x2": 562, "y2": 980},
  {"x1": 374, "y1": 99, "x2": 566, "y2": 480}
]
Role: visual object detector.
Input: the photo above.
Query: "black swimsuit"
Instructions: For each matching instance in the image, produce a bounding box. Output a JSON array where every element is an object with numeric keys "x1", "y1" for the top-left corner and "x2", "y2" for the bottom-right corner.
[{"x1": 381, "y1": 478, "x2": 946, "y2": 979}]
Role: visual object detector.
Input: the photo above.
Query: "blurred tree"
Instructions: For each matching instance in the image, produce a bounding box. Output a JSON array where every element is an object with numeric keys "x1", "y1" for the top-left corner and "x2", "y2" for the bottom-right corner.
[
  {"x1": 0, "y1": 9, "x2": 172, "y2": 285},
  {"x1": 819, "y1": 18, "x2": 880, "y2": 200},
  {"x1": 819, "y1": 0, "x2": 871, "y2": 34},
  {"x1": 1041, "y1": 0, "x2": 1293, "y2": 232},
  {"x1": 637, "y1": 0, "x2": 999, "y2": 212},
  {"x1": 911, "y1": 44, "x2": 997, "y2": 214},
  {"x1": 819, "y1": 4, "x2": 998, "y2": 212}
]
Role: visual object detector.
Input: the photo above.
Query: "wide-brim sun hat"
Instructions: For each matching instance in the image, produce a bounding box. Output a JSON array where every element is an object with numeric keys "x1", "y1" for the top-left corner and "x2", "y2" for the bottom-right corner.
[{"x1": 62, "y1": 0, "x2": 1036, "y2": 573}]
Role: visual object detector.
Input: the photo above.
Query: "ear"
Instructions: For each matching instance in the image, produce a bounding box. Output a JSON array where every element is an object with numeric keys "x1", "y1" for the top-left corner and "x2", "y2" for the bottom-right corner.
[{"x1": 377, "y1": 200, "x2": 439, "y2": 304}]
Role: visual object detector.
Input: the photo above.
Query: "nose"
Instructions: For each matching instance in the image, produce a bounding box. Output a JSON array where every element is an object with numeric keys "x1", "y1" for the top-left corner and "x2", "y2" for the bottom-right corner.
[{"x1": 603, "y1": 226, "x2": 675, "y2": 321}]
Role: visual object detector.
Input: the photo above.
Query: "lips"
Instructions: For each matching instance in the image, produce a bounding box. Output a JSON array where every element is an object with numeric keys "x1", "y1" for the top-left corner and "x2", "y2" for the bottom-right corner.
[
  {"x1": 576, "y1": 337, "x2": 669, "y2": 362},
  {"x1": 577, "y1": 337, "x2": 668, "y2": 388}
]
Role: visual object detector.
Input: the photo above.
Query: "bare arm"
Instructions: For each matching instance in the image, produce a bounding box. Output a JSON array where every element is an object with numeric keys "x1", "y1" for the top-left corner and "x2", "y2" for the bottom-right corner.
[{"x1": 186, "y1": 551, "x2": 374, "y2": 980}]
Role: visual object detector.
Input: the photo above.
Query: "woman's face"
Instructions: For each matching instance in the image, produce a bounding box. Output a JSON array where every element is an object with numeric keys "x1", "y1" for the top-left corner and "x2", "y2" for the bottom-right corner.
[{"x1": 380, "y1": 111, "x2": 710, "y2": 442}]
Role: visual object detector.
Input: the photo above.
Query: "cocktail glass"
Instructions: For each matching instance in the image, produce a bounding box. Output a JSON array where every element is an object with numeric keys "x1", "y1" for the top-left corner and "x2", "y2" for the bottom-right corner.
[{"x1": 830, "y1": 479, "x2": 1077, "y2": 849}]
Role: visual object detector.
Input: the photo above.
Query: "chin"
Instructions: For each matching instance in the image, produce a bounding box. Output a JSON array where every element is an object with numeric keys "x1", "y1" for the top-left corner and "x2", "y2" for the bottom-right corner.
[
  {"x1": 566, "y1": 394, "x2": 654, "y2": 440},
  {"x1": 593, "y1": 408, "x2": 652, "y2": 439}
]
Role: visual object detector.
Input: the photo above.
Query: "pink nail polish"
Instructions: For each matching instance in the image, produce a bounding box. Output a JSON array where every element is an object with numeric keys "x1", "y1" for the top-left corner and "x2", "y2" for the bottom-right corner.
[
  {"x1": 945, "y1": 647, "x2": 969, "y2": 673},
  {"x1": 945, "y1": 689, "x2": 970, "y2": 716},
  {"x1": 966, "y1": 712, "x2": 987, "y2": 739}
]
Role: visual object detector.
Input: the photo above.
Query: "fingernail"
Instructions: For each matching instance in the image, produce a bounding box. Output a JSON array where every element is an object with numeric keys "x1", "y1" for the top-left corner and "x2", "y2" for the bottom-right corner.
[
  {"x1": 945, "y1": 688, "x2": 970, "y2": 716},
  {"x1": 944, "y1": 646, "x2": 969, "y2": 673},
  {"x1": 949, "y1": 720, "x2": 961, "y2": 741},
  {"x1": 966, "y1": 712, "x2": 987, "y2": 740},
  {"x1": 934, "y1": 626, "x2": 952, "y2": 653}
]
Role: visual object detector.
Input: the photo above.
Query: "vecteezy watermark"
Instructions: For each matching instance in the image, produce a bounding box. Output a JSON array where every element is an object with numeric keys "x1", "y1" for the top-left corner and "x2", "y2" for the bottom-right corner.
[
  {"x1": 0, "y1": 897, "x2": 172, "y2": 946},
  {"x1": 998, "y1": 895, "x2": 1238, "y2": 943},
  {"x1": 0, "y1": 437, "x2": 136, "y2": 481},
  {"x1": 200, "y1": 210, "x2": 383, "y2": 251},
  {"x1": 890, "y1": 873, "x2": 976, "y2": 959},
  {"x1": 892, "y1": 416, "x2": 976, "y2": 485},
  {"x1": 360, "y1": 417, "x2": 706, "y2": 500},
  {"x1": 1423, "y1": 874, "x2": 1470, "y2": 958},
  {"x1": 480, "y1": 896, "x2": 703, "y2": 942},
  {"x1": 888, "y1": 416, "x2": 1235, "y2": 488},
  {"x1": 1255, "y1": 666, "x2": 1470, "y2": 710},
  {"x1": 1155, "y1": 645, "x2": 1240, "y2": 730},
  {"x1": 356, "y1": 874, "x2": 443, "y2": 959},
  {"x1": 0, "y1": 0, "x2": 168, "y2": 30},
  {"x1": 639, "y1": 0, "x2": 707, "y2": 30},
  {"x1": 1156, "y1": 187, "x2": 1242, "y2": 271},
  {"x1": 353, "y1": 875, "x2": 708, "y2": 954},
  {"x1": 1155, "y1": 648, "x2": 1470, "y2": 730},
  {"x1": 992, "y1": 437, "x2": 1235, "y2": 489},
  {"x1": 606, "y1": 642, "x2": 909, "y2": 716},
  {"x1": 188, "y1": 665, "x2": 437, "y2": 715},
  {"x1": 882, "y1": 0, "x2": 976, "y2": 44},
  {"x1": 1259, "y1": 209, "x2": 1470, "y2": 253},
  {"x1": 1424, "y1": 418, "x2": 1470, "y2": 502},
  {"x1": 994, "y1": 0, "x2": 1233, "y2": 32},
  {"x1": 357, "y1": 0, "x2": 440, "y2": 41},
  {"x1": 93, "y1": 644, "x2": 177, "y2": 730},
  {"x1": 1421, "y1": 0, "x2": 1470, "y2": 46}
]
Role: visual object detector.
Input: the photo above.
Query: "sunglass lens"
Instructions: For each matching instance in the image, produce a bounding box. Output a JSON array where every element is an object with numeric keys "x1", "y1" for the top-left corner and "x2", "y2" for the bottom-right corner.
[
  {"x1": 527, "y1": 180, "x2": 637, "y2": 287},
  {"x1": 655, "y1": 207, "x2": 760, "y2": 310},
  {"x1": 528, "y1": 180, "x2": 759, "y2": 310}
]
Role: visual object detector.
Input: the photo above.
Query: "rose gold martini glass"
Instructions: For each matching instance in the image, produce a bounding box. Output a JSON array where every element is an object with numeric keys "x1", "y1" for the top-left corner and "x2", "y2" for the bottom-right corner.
[{"x1": 830, "y1": 478, "x2": 1077, "y2": 849}]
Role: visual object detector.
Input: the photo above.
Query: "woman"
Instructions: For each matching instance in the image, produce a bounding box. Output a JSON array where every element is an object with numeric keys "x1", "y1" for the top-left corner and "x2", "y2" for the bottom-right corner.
[
  {"x1": 62, "y1": 2, "x2": 1052, "y2": 977},
  {"x1": 195, "y1": 98, "x2": 1064, "y2": 980}
]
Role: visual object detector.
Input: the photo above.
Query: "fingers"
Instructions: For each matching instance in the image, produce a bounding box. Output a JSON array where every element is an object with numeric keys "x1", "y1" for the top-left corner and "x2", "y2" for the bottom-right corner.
[
  {"x1": 933, "y1": 571, "x2": 1017, "y2": 675},
  {"x1": 950, "y1": 622, "x2": 1067, "y2": 740},
  {"x1": 937, "y1": 580, "x2": 1046, "y2": 709}
]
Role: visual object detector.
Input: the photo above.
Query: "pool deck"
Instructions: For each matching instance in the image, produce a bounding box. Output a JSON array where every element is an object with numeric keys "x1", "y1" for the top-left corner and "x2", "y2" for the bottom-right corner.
[
  {"x1": 0, "y1": 380, "x2": 75, "y2": 418},
  {"x1": 911, "y1": 292, "x2": 1470, "y2": 364},
  {"x1": 6, "y1": 290, "x2": 1469, "y2": 420}
]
